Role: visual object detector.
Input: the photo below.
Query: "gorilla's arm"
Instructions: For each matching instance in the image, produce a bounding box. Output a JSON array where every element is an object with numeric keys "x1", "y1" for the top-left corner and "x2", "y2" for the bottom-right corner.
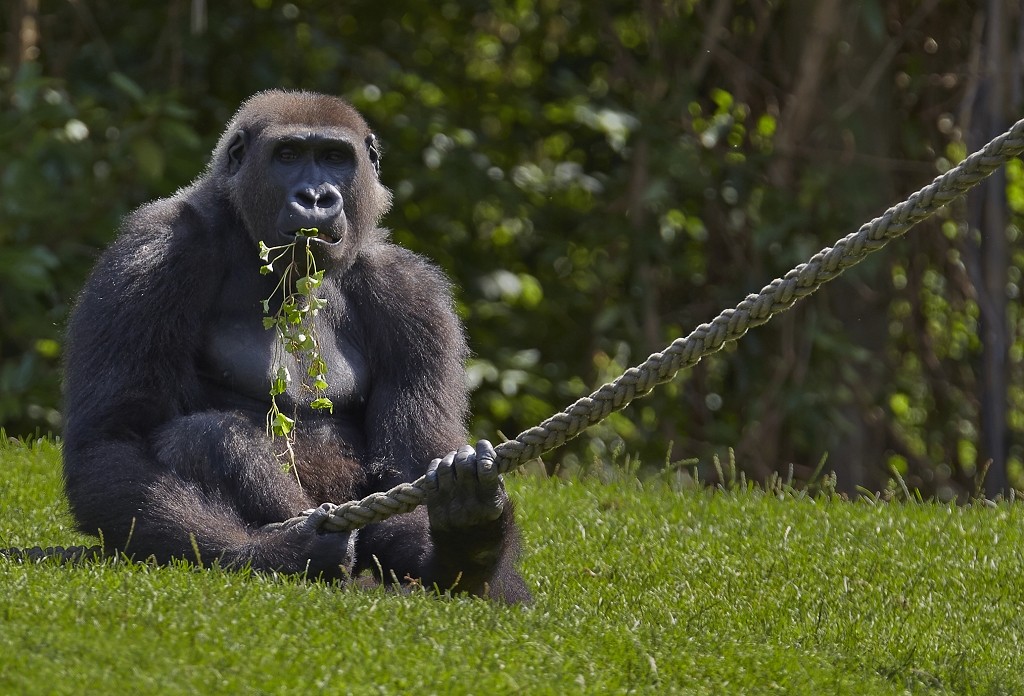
[
  {"x1": 62, "y1": 201, "x2": 353, "y2": 578},
  {"x1": 345, "y1": 245, "x2": 529, "y2": 601}
]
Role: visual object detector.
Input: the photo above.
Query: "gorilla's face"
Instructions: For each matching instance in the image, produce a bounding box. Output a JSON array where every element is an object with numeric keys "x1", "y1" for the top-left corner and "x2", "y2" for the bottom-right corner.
[
  {"x1": 223, "y1": 121, "x2": 386, "y2": 267},
  {"x1": 266, "y1": 129, "x2": 354, "y2": 247}
]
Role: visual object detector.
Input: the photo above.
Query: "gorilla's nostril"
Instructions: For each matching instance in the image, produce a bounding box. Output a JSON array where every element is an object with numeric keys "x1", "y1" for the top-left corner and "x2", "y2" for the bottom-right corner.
[
  {"x1": 314, "y1": 185, "x2": 342, "y2": 210},
  {"x1": 295, "y1": 189, "x2": 318, "y2": 207},
  {"x1": 294, "y1": 185, "x2": 342, "y2": 211}
]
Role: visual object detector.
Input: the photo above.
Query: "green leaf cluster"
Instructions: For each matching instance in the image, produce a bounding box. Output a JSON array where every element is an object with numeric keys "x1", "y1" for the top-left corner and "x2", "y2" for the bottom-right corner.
[{"x1": 258, "y1": 236, "x2": 332, "y2": 442}]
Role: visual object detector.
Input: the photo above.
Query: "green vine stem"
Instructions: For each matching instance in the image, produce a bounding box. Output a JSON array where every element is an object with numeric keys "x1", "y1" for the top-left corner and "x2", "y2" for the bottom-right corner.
[{"x1": 258, "y1": 229, "x2": 333, "y2": 479}]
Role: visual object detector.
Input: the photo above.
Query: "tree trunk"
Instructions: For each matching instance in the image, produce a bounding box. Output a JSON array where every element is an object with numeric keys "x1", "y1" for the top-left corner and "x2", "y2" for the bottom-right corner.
[
  {"x1": 627, "y1": 138, "x2": 661, "y2": 354},
  {"x1": 768, "y1": 0, "x2": 843, "y2": 189},
  {"x1": 16, "y1": 0, "x2": 39, "y2": 67},
  {"x1": 689, "y1": 0, "x2": 733, "y2": 84},
  {"x1": 975, "y1": 0, "x2": 1009, "y2": 497}
]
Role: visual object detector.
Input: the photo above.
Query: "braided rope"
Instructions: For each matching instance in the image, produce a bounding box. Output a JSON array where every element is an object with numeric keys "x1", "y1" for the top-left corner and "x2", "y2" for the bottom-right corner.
[
  {"x1": 0, "y1": 545, "x2": 103, "y2": 563},
  {"x1": 297, "y1": 117, "x2": 1024, "y2": 533}
]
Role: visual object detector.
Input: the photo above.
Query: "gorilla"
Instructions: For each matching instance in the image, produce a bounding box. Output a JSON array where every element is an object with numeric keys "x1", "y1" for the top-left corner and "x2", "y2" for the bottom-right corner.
[{"x1": 61, "y1": 90, "x2": 529, "y2": 603}]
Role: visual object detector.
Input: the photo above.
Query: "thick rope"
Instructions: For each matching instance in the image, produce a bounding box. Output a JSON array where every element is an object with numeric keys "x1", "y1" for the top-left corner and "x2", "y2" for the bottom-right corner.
[
  {"x1": 295, "y1": 116, "x2": 1024, "y2": 534},
  {"x1": 0, "y1": 545, "x2": 103, "y2": 563}
]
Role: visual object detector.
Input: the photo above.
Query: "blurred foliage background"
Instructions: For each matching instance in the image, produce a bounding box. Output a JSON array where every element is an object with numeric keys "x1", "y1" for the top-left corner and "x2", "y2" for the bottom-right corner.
[{"x1": 2, "y1": 0, "x2": 1024, "y2": 498}]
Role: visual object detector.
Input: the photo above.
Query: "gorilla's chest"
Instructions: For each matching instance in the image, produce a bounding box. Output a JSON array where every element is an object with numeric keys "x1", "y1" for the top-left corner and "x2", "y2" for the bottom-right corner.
[{"x1": 200, "y1": 298, "x2": 369, "y2": 413}]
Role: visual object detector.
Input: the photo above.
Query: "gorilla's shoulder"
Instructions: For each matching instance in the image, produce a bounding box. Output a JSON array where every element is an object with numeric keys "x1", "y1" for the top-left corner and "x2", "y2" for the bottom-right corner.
[
  {"x1": 349, "y1": 238, "x2": 454, "y2": 297},
  {"x1": 344, "y1": 238, "x2": 464, "y2": 348},
  {"x1": 101, "y1": 185, "x2": 225, "y2": 277},
  {"x1": 116, "y1": 185, "x2": 221, "y2": 253},
  {"x1": 83, "y1": 184, "x2": 226, "y2": 307}
]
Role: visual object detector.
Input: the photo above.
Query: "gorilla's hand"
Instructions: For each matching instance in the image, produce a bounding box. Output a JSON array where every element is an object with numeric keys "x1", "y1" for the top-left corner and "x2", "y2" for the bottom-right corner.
[
  {"x1": 261, "y1": 503, "x2": 356, "y2": 580},
  {"x1": 424, "y1": 440, "x2": 506, "y2": 532}
]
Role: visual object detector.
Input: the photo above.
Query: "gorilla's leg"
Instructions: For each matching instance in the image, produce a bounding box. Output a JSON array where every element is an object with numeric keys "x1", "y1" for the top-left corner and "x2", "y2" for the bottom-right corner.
[
  {"x1": 151, "y1": 412, "x2": 357, "y2": 578},
  {"x1": 151, "y1": 411, "x2": 310, "y2": 526},
  {"x1": 63, "y1": 412, "x2": 357, "y2": 579}
]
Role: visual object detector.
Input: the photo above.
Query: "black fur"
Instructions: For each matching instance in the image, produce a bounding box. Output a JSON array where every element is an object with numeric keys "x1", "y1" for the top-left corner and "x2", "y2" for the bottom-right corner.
[{"x1": 61, "y1": 91, "x2": 530, "y2": 602}]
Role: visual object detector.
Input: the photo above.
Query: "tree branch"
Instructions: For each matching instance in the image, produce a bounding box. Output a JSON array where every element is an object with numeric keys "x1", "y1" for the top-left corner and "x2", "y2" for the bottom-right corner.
[
  {"x1": 768, "y1": 0, "x2": 843, "y2": 189},
  {"x1": 689, "y1": 0, "x2": 732, "y2": 84},
  {"x1": 833, "y1": 0, "x2": 940, "y2": 121}
]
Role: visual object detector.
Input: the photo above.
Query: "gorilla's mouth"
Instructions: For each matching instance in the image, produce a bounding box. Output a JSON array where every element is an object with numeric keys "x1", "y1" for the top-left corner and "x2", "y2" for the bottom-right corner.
[{"x1": 282, "y1": 228, "x2": 341, "y2": 245}]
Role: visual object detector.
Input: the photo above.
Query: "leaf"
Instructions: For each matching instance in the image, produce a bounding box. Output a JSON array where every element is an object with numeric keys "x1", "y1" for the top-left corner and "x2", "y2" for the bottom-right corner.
[
  {"x1": 131, "y1": 136, "x2": 165, "y2": 182},
  {"x1": 272, "y1": 412, "x2": 295, "y2": 436},
  {"x1": 276, "y1": 366, "x2": 290, "y2": 382},
  {"x1": 260, "y1": 264, "x2": 272, "y2": 275},
  {"x1": 310, "y1": 397, "x2": 333, "y2": 412},
  {"x1": 258, "y1": 241, "x2": 271, "y2": 261},
  {"x1": 0, "y1": 246, "x2": 59, "y2": 292},
  {"x1": 261, "y1": 299, "x2": 270, "y2": 313},
  {"x1": 35, "y1": 339, "x2": 60, "y2": 358},
  {"x1": 262, "y1": 317, "x2": 275, "y2": 330},
  {"x1": 296, "y1": 275, "x2": 321, "y2": 295},
  {"x1": 158, "y1": 119, "x2": 201, "y2": 150},
  {"x1": 109, "y1": 71, "x2": 146, "y2": 101},
  {"x1": 313, "y1": 377, "x2": 329, "y2": 390}
]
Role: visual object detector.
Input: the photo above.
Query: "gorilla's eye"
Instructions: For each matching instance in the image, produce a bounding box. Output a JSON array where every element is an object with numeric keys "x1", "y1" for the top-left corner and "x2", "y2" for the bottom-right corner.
[
  {"x1": 277, "y1": 147, "x2": 300, "y2": 162},
  {"x1": 324, "y1": 149, "x2": 351, "y2": 164}
]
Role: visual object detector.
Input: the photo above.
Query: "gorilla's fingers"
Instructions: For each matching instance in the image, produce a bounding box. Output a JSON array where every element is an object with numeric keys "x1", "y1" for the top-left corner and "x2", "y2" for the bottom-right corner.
[
  {"x1": 476, "y1": 439, "x2": 498, "y2": 484},
  {"x1": 453, "y1": 445, "x2": 477, "y2": 488},
  {"x1": 476, "y1": 439, "x2": 496, "y2": 460},
  {"x1": 424, "y1": 458, "x2": 442, "y2": 492},
  {"x1": 298, "y1": 504, "x2": 332, "y2": 533},
  {"x1": 435, "y1": 451, "x2": 456, "y2": 490},
  {"x1": 478, "y1": 458, "x2": 498, "y2": 486}
]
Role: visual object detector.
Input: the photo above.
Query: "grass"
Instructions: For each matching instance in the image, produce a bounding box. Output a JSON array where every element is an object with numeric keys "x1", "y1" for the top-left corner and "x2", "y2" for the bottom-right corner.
[{"x1": 1, "y1": 437, "x2": 1023, "y2": 694}]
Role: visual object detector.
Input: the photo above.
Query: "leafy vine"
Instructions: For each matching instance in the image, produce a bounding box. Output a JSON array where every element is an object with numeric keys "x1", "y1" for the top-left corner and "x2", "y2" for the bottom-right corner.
[{"x1": 258, "y1": 229, "x2": 333, "y2": 478}]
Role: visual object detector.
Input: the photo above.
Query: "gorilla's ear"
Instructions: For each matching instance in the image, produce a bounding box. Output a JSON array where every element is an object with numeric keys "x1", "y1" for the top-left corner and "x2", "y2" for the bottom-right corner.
[
  {"x1": 365, "y1": 134, "x2": 381, "y2": 176},
  {"x1": 226, "y1": 130, "x2": 249, "y2": 175}
]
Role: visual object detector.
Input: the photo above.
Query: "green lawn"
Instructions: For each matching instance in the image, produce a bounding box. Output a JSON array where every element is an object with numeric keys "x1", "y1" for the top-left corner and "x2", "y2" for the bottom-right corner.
[{"x1": 1, "y1": 437, "x2": 1022, "y2": 695}]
